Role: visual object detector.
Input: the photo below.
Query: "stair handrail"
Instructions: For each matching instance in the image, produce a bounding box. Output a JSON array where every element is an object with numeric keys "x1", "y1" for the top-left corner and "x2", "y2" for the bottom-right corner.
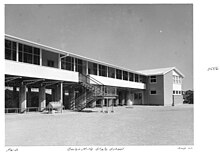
[
  {"x1": 79, "y1": 73, "x2": 104, "y2": 86},
  {"x1": 87, "y1": 75, "x2": 104, "y2": 86},
  {"x1": 75, "y1": 92, "x2": 86, "y2": 106}
]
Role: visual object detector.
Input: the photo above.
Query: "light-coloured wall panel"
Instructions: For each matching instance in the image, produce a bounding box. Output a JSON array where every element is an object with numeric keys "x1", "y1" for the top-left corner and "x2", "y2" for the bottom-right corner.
[
  {"x1": 5, "y1": 60, "x2": 79, "y2": 82},
  {"x1": 89, "y1": 74, "x2": 145, "y2": 89}
]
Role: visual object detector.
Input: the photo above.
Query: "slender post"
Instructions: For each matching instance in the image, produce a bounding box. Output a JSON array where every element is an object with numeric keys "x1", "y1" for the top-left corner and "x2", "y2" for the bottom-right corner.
[
  {"x1": 111, "y1": 99, "x2": 114, "y2": 113},
  {"x1": 101, "y1": 98, "x2": 104, "y2": 112}
]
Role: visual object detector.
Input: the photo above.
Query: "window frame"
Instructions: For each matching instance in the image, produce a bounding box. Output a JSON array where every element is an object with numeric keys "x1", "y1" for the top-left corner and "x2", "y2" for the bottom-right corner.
[
  {"x1": 149, "y1": 75, "x2": 157, "y2": 84},
  {"x1": 150, "y1": 90, "x2": 157, "y2": 95},
  {"x1": 5, "y1": 39, "x2": 17, "y2": 61}
]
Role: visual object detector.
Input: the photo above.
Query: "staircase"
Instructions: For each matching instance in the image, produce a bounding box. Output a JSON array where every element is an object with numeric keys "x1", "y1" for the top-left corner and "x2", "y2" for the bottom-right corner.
[{"x1": 74, "y1": 74, "x2": 107, "y2": 111}]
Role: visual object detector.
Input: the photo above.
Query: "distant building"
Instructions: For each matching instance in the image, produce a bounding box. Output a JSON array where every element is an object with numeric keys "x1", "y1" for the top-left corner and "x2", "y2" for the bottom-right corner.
[{"x1": 4, "y1": 35, "x2": 185, "y2": 113}]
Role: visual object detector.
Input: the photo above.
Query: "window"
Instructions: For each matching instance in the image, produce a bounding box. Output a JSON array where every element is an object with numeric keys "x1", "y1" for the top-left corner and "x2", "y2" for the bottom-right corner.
[
  {"x1": 123, "y1": 71, "x2": 128, "y2": 80},
  {"x1": 150, "y1": 76, "x2": 157, "y2": 83},
  {"x1": 116, "y1": 69, "x2": 122, "y2": 79},
  {"x1": 179, "y1": 77, "x2": 182, "y2": 84},
  {"x1": 99, "y1": 65, "x2": 107, "y2": 77},
  {"x1": 5, "y1": 39, "x2": 17, "y2": 61},
  {"x1": 108, "y1": 67, "x2": 115, "y2": 78},
  {"x1": 173, "y1": 90, "x2": 175, "y2": 94},
  {"x1": 88, "y1": 62, "x2": 97, "y2": 75},
  {"x1": 47, "y1": 60, "x2": 54, "y2": 67},
  {"x1": 175, "y1": 90, "x2": 179, "y2": 94},
  {"x1": 173, "y1": 75, "x2": 182, "y2": 84},
  {"x1": 75, "y1": 58, "x2": 83, "y2": 73},
  {"x1": 134, "y1": 93, "x2": 139, "y2": 99},
  {"x1": 179, "y1": 91, "x2": 182, "y2": 94},
  {"x1": 139, "y1": 93, "x2": 142, "y2": 99},
  {"x1": 18, "y1": 43, "x2": 40, "y2": 65},
  {"x1": 135, "y1": 74, "x2": 139, "y2": 82},
  {"x1": 176, "y1": 76, "x2": 179, "y2": 84},
  {"x1": 150, "y1": 90, "x2": 157, "y2": 95},
  {"x1": 61, "y1": 55, "x2": 74, "y2": 71},
  {"x1": 129, "y1": 73, "x2": 134, "y2": 81},
  {"x1": 139, "y1": 75, "x2": 145, "y2": 83}
]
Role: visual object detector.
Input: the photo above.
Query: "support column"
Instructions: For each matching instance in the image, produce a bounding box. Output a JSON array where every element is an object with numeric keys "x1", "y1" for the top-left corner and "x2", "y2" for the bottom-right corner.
[
  {"x1": 126, "y1": 91, "x2": 133, "y2": 106},
  {"x1": 13, "y1": 87, "x2": 18, "y2": 108},
  {"x1": 55, "y1": 82, "x2": 63, "y2": 103},
  {"x1": 86, "y1": 61, "x2": 89, "y2": 75},
  {"x1": 121, "y1": 91, "x2": 125, "y2": 106},
  {"x1": 39, "y1": 85, "x2": 46, "y2": 111},
  {"x1": 101, "y1": 98, "x2": 104, "y2": 112},
  {"x1": 19, "y1": 84, "x2": 27, "y2": 113},
  {"x1": 16, "y1": 42, "x2": 19, "y2": 62},
  {"x1": 40, "y1": 48, "x2": 42, "y2": 66},
  {"x1": 115, "y1": 98, "x2": 119, "y2": 106},
  {"x1": 52, "y1": 88, "x2": 56, "y2": 101},
  {"x1": 97, "y1": 64, "x2": 99, "y2": 76},
  {"x1": 109, "y1": 99, "x2": 114, "y2": 112},
  {"x1": 60, "y1": 82, "x2": 63, "y2": 104},
  {"x1": 27, "y1": 87, "x2": 32, "y2": 107},
  {"x1": 58, "y1": 54, "x2": 61, "y2": 69},
  {"x1": 106, "y1": 99, "x2": 109, "y2": 113}
]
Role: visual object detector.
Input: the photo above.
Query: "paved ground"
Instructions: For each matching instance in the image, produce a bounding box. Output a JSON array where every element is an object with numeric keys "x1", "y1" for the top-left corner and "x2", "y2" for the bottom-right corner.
[{"x1": 5, "y1": 104, "x2": 193, "y2": 146}]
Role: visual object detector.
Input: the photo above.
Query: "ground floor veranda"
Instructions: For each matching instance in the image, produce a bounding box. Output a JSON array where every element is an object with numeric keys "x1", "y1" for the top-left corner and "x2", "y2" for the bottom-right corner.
[{"x1": 5, "y1": 75, "x2": 144, "y2": 113}]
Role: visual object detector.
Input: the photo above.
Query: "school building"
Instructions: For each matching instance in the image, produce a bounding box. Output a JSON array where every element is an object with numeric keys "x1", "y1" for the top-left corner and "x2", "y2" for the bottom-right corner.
[{"x1": 4, "y1": 34, "x2": 184, "y2": 113}]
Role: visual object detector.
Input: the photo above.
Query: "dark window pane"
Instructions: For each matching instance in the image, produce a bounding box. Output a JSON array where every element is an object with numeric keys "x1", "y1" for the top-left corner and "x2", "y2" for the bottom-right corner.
[
  {"x1": 5, "y1": 49, "x2": 11, "y2": 60},
  {"x1": 12, "y1": 50, "x2": 16, "y2": 61},
  {"x1": 135, "y1": 74, "x2": 138, "y2": 82},
  {"x1": 139, "y1": 93, "x2": 142, "y2": 99},
  {"x1": 66, "y1": 62, "x2": 71, "y2": 70},
  {"x1": 66, "y1": 57, "x2": 71, "y2": 62},
  {"x1": 24, "y1": 53, "x2": 32, "y2": 64},
  {"x1": 129, "y1": 73, "x2": 134, "y2": 81},
  {"x1": 33, "y1": 55, "x2": 40, "y2": 65},
  {"x1": 78, "y1": 59, "x2": 82, "y2": 64},
  {"x1": 5, "y1": 40, "x2": 11, "y2": 49},
  {"x1": 140, "y1": 75, "x2": 145, "y2": 83},
  {"x1": 78, "y1": 65, "x2": 83, "y2": 73},
  {"x1": 34, "y1": 48, "x2": 40, "y2": 55},
  {"x1": 24, "y1": 45, "x2": 32, "y2": 54},
  {"x1": 123, "y1": 71, "x2": 128, "y2": 80},
  {"x1": 19, "y1": 52, "x2": 23, "y2": 62},
  {"x1": 47, "y1": 60, "x2": 54, "y2": 67},
  {"x1": 61, "y1": 61, "x2": 66, "y2": 69},
  {"x1": 19, "y1": 44, "x2": 23, "y2": 51},
  {"x1": 12, "y1": 42, "x2": 16, "y2": 50},
  {"x1": 150, "y1": 90, "x2": 157, "y2": 94},
  {"x1": 72, "y1": 64, "x2": 74, "y2": 71}
]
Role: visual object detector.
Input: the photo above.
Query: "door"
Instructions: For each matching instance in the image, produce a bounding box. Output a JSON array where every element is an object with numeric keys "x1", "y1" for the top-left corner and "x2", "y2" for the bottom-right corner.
[{"x1": 134, "y1": 92, "x2": 143, "y2": 105}]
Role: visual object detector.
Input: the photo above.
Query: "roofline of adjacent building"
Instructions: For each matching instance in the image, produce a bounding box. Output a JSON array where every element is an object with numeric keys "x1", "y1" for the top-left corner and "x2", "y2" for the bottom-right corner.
[{"x1": 137, "y1": 67, "x2": 185, "y2": 78}]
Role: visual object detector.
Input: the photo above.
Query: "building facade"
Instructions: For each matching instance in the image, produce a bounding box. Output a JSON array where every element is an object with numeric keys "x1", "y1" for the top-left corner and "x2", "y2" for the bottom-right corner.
[{"x1": 4, "y1": 35, "x2": 184, "y2": 113}]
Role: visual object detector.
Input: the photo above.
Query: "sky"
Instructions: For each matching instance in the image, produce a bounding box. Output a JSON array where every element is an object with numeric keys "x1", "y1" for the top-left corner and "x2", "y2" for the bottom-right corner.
[{"x1": 5, "y1": 4, "x2": 193, "y2": 90}]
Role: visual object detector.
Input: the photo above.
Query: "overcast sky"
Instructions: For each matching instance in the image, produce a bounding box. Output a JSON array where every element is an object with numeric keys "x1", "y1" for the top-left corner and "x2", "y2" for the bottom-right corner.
[{"x1": 5, "y1": 4, "x2": 193, "y2": 90}]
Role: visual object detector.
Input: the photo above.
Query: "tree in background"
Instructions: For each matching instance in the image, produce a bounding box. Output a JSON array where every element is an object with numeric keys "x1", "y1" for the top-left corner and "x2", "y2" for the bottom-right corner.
[{"x1": 183, "y1": 90, "x2": 194, "y2": 104}]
